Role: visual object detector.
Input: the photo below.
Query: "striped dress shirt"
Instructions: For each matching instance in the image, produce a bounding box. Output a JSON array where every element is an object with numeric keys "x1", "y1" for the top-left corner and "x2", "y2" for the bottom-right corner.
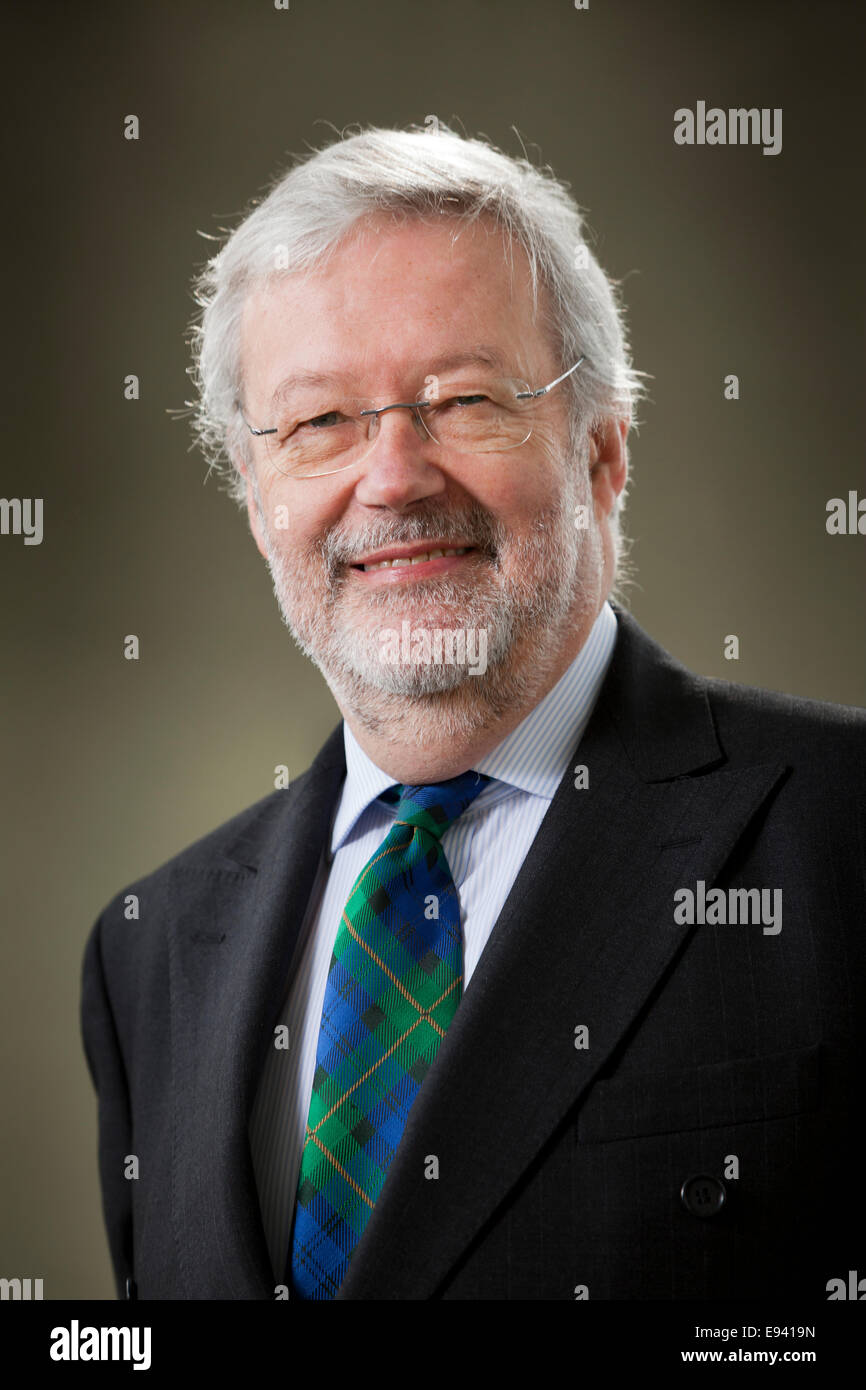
[{"x1": 248, "y1": 598, "x2": 618, "y2": 1282}]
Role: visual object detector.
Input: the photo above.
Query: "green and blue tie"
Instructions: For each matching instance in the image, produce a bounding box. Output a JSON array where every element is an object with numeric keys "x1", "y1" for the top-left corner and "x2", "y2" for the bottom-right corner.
[{"x1": 289, "y1": 771, "x2": 488, "y2": 1299}]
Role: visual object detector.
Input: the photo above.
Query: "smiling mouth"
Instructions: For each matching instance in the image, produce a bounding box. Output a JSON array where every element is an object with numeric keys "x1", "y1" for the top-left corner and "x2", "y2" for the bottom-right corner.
[{"x1": 351, "y1": 546, "x2": 479, "y2": 573}]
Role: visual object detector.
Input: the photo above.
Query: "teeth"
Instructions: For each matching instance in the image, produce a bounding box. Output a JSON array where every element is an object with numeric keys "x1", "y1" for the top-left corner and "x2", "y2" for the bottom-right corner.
[{"x1": 361, "y1": 547, "x2": 468, "y2": 571}]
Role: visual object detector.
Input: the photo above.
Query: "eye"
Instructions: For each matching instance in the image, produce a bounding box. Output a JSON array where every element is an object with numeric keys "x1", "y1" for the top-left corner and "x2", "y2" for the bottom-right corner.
[
  {"x1": 442, "y1": 393, "x2": 488, "y2": 408},
  {"x1": 301, "y1": 410, "x2": 345, "y2": 430}
]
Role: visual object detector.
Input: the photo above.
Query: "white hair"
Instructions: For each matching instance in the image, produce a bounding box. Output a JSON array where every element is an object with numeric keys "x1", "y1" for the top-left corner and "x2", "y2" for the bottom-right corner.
[{"x1": 187, "y1": 122, "x2": 650, "y2": 592}]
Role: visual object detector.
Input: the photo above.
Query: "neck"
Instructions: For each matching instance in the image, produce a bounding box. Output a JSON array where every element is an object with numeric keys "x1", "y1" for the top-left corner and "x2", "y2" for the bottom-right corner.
[{"x1": 336, "y1": 601, "x2": 604, "y2": 784}]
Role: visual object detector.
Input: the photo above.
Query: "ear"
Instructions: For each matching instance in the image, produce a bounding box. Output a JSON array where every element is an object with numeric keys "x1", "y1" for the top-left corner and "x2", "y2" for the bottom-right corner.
[{"x1": 588, "y1": 416, "x2": 629, "y2": 516}]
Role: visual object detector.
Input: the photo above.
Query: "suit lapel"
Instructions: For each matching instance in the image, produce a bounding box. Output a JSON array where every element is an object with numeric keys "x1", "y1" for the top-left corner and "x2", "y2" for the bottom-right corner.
[
  {"x1": 168, "y1": 727, "x2": 346, "y2": 1298},
  {"x1": 337, "y1": 611, "x2": 789, "y2": 1298}
]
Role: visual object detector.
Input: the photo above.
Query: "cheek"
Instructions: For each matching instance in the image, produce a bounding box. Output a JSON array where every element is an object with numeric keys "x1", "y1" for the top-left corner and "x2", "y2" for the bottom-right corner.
[
  {"x1": 255, "y1": 475, "x2": 341, "y2": 550},
  {"x1": 467, "y1": 424, "x2": 567, "y2": 510},
  {"x1": 507, "y1": 426, "x2": 581, "y2": 514}
]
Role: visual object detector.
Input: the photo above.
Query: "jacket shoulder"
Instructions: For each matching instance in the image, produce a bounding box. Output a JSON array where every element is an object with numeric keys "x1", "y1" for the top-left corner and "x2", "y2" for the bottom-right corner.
[
  {"x1": 611, "y1": 606, "x2": 866, "y2": 777},
  {"x1": 92, "y1": 723, "x2": 345, "y2": 926},
  {"x1": 96, "y1": 787, "x2": 282, "y2": 923},
  {"x1": 702, "y1": 672, "x2": 866, "y2": 760}
]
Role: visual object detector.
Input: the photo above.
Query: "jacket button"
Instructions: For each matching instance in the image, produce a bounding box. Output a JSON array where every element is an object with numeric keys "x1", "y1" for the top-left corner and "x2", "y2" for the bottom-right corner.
[
  {"x1": 125, "y1": 1277, "x2": 138, "y2": 1300},
  {"x1": 680, "y1": 1174, "x2": 727, "y2": 1218}
]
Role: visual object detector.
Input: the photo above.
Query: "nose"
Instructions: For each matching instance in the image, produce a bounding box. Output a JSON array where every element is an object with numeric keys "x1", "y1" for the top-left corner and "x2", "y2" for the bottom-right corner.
[{"x1": 353, "y1": 402, "x2": 447, "y2": 510}]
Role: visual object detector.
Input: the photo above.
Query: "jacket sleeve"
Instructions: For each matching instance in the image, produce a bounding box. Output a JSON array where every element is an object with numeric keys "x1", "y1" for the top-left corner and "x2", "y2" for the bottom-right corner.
[{"x1": 80, "y1": 910, "x2": 134, "y2": 1299}]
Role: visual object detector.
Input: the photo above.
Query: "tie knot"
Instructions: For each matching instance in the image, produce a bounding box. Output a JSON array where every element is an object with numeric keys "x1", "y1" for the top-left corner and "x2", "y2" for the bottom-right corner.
[{"x1": 384, "y1": 771, "x2": 489, "y2": 841}]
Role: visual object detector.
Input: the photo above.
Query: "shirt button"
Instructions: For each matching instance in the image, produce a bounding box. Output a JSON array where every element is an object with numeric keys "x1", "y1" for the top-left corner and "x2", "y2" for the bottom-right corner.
[{"x1": 680, "y1": 1174, "x2": 727, "y2": 1218}]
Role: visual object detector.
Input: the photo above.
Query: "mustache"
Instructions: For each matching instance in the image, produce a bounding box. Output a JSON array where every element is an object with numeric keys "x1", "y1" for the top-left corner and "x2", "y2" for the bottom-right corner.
[{"x1": 315, "y1": 502, "x2": 504, "y2": 576}]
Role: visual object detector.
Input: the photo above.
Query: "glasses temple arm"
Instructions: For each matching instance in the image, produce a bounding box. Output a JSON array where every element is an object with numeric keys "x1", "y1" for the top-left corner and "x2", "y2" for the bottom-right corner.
[
  {"x1": 235, "y1": 401, "x2": 278, "y2": 436},
  {"x1": 516, "y1": 354, "x2": 587, "y2": 400}
]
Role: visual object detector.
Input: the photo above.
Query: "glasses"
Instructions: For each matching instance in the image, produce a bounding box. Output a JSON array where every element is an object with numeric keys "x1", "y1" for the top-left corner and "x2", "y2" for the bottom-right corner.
[{"x1": 236, "y1": 354, "x2": 587, "y2": 478}]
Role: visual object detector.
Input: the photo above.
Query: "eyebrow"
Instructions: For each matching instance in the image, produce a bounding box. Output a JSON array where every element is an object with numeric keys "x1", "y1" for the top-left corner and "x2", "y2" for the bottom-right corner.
[
  {"x1": 268, "y1": 345, "x2": 511, "y2": 409},
  {"x1": 270, "y1": 371, "x2": 349, "y2": 409},
  {"x1": 425, "y1": 345, "x2": 510, "y2": 374}
]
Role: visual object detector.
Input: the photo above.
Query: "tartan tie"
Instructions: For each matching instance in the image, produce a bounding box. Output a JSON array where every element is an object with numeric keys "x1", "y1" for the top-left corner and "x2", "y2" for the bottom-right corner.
[{"x1": 289, "y1": 770, "x2": 489, "y2": 1299}]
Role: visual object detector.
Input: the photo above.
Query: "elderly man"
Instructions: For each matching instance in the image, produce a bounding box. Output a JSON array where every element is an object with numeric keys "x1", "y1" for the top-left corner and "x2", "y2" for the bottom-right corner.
[{"x1": 82, "y1": 124, "x2": 864, "y2": 1302}]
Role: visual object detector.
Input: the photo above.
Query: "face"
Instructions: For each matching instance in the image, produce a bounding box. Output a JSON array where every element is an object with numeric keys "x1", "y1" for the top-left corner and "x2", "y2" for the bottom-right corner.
[{"x1": 236, "y1": 214, "x2": 625, "y2": 742}]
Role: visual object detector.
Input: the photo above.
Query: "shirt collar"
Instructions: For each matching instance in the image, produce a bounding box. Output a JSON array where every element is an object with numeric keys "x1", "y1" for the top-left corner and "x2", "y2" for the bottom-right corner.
[{"x1": 331, "y1": 600, "x2": 618, "y2": 853}]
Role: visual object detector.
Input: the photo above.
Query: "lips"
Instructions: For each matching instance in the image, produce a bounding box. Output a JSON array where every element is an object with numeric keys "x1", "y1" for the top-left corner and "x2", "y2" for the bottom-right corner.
[{"x1": 354, "y1": 545, "x2": 475, "y2": 572}]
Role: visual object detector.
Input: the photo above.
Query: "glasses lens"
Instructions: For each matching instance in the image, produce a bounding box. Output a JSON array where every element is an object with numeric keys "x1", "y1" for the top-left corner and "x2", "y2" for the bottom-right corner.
[
  {"x1": 416, "y1": 373, "x2": 533, "y2": 453},
  {"x1": 263, "y1": 396, "x2": 375, "y2": 478},
  {"x1": 255, "y1": 370, "x2": 537, "y2": 477}
]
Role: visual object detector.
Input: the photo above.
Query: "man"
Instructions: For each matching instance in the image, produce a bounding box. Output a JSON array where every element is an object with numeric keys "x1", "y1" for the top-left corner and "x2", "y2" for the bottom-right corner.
[{"x1": 81, "y1": 124, "x2": 865, "y2": 1301}]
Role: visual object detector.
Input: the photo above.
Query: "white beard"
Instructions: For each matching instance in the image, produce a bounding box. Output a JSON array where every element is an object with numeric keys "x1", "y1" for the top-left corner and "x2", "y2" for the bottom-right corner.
[{"x1": 256, "y1": 457, "x2": 602, "y2": 746}]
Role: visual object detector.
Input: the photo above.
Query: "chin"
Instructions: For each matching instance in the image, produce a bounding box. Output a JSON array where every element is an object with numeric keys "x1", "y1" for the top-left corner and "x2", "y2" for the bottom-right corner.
[{"x1": 356, "y1": 663, "x2": 481, "y2": 697}]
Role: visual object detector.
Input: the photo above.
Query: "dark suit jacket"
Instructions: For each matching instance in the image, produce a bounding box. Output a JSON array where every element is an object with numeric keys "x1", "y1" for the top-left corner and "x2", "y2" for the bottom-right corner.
[{"x1": 80, "y1": 608, "x2": 866, "y2": 1300}]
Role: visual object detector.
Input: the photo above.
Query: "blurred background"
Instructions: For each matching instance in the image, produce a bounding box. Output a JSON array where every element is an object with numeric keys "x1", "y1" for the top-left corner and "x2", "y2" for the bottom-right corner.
[{"x1": 1, "y1": 0, "x2": 863, "y2": 1298}]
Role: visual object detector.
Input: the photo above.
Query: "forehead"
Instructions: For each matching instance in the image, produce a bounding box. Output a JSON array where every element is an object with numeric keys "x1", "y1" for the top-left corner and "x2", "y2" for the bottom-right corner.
[{"x1": 238, "y1": 214, "x2": 556, "y2": 400}]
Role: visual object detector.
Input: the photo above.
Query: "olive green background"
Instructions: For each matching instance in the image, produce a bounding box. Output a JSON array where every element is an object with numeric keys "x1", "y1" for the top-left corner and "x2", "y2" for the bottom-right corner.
[{"x1": 1, "y1": 0, "x2": 863, "y2": 1299}]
